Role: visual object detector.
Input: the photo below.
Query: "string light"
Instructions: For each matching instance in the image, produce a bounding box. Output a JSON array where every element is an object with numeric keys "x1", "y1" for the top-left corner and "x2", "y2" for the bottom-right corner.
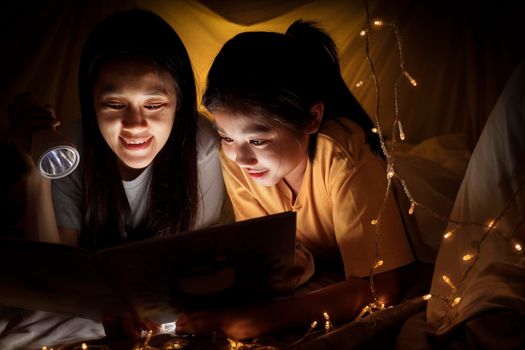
[
  {"x1": 429, "y1": 176, "x2": 525, "y2": 322},
  {"x1": 408, "y1": 202, "x2": 415, "y2": 215},
  {"x1": 402, "y1": 71, "x2": 418, "y2": 86},
  {"x1": 511, "y1": 239, "x2": 523, "y2": 252},
  {"x1": 423, "y1": 294, "x2": 432, "y2": 301},
  {"x1": 374, "y1": 259, "x2": 384, "y2": 269},
  {"x1": 355, "y1": 80, "x2": 365, "y2": 87},
  {"x1": 227, "y1": 338, "x2": 244, "y2": 349},
  {"x1": 397, "y1": 121, "x2": 406, "y2": 140},
  {"x1": 357, "y1": 0, "x2": 524, "y2": 338},
  {"x1": 443, "y1": 230, "x2": 454, "y2": 239},
  {"x1": 442, "y1": 275, "x2": 456, "y2": 292},
  {"x1": 462, "y1": 253, "x2": 476, "y2": 262},
  {"x1": 450, "y1": 296, "x2": 461, "y2": 308},
  {"x1": 323, "y1": 312, "x2": 334, "y2": 333},
  {"x1": 387, "y1": 166, "x2": 395, "y2": 179}
]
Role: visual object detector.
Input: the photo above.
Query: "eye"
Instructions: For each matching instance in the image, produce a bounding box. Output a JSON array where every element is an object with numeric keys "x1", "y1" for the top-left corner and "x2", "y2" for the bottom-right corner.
[
  {"x1": 144, "y1": 104, "x2": 163, "y2": 110},
  {"x1": 250, "y1": 140, "x2": 267, "y2": 146},
  {"x1": 220, "y1": 136, "x2": 234, "y2": 144},
  {"x1": 105, "y1": 103, "x2": 125, "y2": 110}
]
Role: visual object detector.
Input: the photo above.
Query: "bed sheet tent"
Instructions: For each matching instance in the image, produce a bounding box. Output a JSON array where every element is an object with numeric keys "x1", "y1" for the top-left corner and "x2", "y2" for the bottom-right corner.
[{"x1": 1, "y1": 0, "x2": 524, "y2": 349}]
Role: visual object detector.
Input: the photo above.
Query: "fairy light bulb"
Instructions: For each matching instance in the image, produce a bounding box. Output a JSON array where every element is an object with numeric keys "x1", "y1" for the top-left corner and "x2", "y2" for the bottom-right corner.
[
  {"x1": 371, "y1": 218, "x2": 378, "y2": 225},
  {"x1": 408, "y1": 202, "x2": 415, "y2": 215},
  {"x1": 403, "y1": 71, "x2": 417, "y2": 86},
  {"x1": 451, "y1": 296, "x2": 461, "y2": 307},
  {"x1": 303, "y1": 320, "x2": 318, "y2": 337},
  {"x1": 373, "y1": 19, "x2": 383, "y2": 27},
  {"x1": 397, "y1": 121, "x2": 406, "y2": 140},
  {"x1": 374, "y1": 259, "x2": 384, "y2": 269},
  {"x1": 355, "y1": 80, "x2": 364, "y2": 87},
  {"x1": 371, "y1": 127, "x2": 378, "y2": 133},
  {"x1": 442, "y1": 275, "x2": 456, "y2": 291},
  {"x1": 360, "y1": 29, "x2": 366, "y2": 36},
  {"x1": 511, "y1": 239, "x2": 523, "y2": 252},
  {"x1": 227, "y1": 339, "x2": 244, "y2": 349},
  {"x1": 81, "y1": 343, "x2": 88, "y2": 350},
  {"x1": 444, "y1": 231, "x2": 454, "y2": 239},
  {"x1": 487, "y1": 220, "x2": 496, "y2": 229},
  {"x1": 423, "y1": 294, "x2": 432, "y2": 300},
  {"x1": 462, "y1": 253, "x2": 475, "y2": 262},
  {"x1": 323, "y1": 312, "x2": 334, "y2": 332},
  {"x1": 386, "y1": 165, "x2": 395, "y2": 179}
]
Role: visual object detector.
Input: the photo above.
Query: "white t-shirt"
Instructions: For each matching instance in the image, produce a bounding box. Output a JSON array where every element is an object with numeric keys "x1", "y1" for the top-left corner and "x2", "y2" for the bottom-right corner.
[{"x1": 52, "y1": 114, "x2": 225, "y2": 235}]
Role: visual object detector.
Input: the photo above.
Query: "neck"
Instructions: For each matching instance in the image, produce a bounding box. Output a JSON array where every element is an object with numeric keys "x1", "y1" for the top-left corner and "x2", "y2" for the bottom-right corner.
[
  {"x1": 119, "y1": 161, "x2": 146, "y2": 181},
  {"x1": 283, "y1": 157, "x2": 308, "y2": 199}
]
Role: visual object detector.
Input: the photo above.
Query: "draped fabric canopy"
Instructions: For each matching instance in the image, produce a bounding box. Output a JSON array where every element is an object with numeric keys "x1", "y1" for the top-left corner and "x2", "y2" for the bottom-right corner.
[{"x1": 1, "y1": 0, "x2": 523, "y2": 148}]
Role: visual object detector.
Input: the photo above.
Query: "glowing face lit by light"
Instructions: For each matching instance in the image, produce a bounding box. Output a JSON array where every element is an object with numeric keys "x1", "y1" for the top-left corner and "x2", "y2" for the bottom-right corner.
[
  {"x1": 93, "y1": 58, "x2": 177, "y2": 180},
  {"x1": 213, "y1": 110, "x2": 310, "y2": 191}
]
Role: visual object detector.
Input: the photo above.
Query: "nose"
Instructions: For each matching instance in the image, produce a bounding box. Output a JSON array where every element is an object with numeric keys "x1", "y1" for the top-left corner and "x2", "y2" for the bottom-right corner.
[
  {"x1": 122, "y1": 107, "x2": 147, "y2": 132},
  {"x1": 234, "y1": 143, "x2": 257, "y2": 166}
]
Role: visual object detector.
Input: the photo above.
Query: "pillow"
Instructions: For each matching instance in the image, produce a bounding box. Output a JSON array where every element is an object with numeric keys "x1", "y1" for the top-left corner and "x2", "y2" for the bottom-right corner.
[{"x1": 426, "y1": 59, "x2": 525, "y2": 335}]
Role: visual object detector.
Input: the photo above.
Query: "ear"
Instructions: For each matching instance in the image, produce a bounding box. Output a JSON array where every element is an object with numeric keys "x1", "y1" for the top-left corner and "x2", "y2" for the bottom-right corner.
[{"x1": 306, "y1": 102, "x2": 324, "y2": 134}]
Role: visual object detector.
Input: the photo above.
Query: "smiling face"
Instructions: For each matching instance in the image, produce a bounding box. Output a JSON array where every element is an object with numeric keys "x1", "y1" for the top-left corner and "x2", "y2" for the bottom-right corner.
[
  {"x1": 93, "y1": 58, "x2": 177, "y2": 180},
  {"x1": 213, "y1": 110, "x2": 311, "y2": 193}
]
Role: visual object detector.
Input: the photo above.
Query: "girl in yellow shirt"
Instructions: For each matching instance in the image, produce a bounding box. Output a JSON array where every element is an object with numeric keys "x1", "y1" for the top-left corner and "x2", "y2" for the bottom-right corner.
[{"x1": 177, "y1": 19, "x2": 415, "y2": 339}]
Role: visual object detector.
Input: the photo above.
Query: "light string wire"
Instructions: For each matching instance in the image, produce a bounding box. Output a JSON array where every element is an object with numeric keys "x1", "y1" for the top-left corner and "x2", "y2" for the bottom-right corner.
[
  {"x1": 358, "y1": 2, "x2": 524, "y2": 325},
  {"x1": 433, "y1": 175, "x2": 525, "y2": 324},
  {"x1": 362, "y1": 0, "x2": 387, "y2": 312},
  {"x1": 360, "y1": 0, "x2": 423, "y2": 315}
]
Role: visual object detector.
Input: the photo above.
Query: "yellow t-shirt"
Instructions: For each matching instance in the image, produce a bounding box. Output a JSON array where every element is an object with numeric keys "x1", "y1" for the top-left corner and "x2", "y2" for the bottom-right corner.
[{"x1": 220, "y1": 118, "x2": 414, "y2": 278}]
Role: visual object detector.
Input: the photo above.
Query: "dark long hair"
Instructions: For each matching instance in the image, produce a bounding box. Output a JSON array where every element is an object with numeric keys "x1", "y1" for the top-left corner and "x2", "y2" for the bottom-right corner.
[
  {"x1": 203, "y1": 19, "x2": 380, "y2": 160},
  {"x1": 78, "y1": 9, "x2": 198, "y2": 250}
]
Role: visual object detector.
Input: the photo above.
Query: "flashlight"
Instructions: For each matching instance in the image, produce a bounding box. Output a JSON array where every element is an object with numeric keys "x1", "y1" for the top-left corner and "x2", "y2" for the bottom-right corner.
[{"x1": 31, "y1": 128, "x2": 80, "y2": 179}]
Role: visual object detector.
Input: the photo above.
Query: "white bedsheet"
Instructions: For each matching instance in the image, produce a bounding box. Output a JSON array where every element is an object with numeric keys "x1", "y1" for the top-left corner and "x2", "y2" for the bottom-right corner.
[{"x1": 0, "y1": 305, "x2": 104, "y2": 350}]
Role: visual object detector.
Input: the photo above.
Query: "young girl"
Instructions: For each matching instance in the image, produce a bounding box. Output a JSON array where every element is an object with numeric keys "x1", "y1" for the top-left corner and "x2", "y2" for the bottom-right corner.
[
  {"x1": 1, "y1": 9, "x2": 226, "y2": 348},
  {"x1": 176, "y1": 20, "x2": 415, "y2": 339},
  {"x1": 19, "y1": 9, "x2": 225, "y2": 248}
]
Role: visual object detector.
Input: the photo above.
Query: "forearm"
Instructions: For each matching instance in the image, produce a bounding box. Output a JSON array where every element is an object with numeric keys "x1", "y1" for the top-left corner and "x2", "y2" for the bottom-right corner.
[
  {"x1": 23, "y1": 168, "x2": 61, "y2": 243},
  {"x1": 264, "y1": 278, "x2": 371, "y2": 331},
  {"x1": 257, "y1": 268, "x2": 402, "y2": 334}
]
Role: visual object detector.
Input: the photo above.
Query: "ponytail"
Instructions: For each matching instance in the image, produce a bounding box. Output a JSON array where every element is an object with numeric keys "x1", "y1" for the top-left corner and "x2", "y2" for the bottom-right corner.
[{"x1": 285, "y1": 20, "x2": 382, "y2": 156}]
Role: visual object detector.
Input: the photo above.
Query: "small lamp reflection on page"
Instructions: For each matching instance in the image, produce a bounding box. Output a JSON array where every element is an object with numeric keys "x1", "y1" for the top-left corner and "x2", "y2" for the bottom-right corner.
[{"x1": 31, "y1": 128, "x2": 80, "y2": 179}]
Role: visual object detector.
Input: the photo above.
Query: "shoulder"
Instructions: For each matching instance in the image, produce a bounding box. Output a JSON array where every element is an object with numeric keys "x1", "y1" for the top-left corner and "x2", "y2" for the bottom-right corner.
[
  {"x1": 196, "y1": 113, "x2": 219, "y2": 162},
  {"x1": 316, "y1": 118, "x2": 371, "y2": 167}
]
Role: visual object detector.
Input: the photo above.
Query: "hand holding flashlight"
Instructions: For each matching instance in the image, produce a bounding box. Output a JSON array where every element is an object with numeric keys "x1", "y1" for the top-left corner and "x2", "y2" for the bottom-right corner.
[{"x1": 7, "y1": 93, "x2": 79, "y2": 179}]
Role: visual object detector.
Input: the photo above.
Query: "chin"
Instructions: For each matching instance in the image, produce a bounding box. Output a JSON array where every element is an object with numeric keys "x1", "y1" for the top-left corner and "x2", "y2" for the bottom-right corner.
[
  {"x1": 259, "y1": 178, "x2": 280, "y2": 187},
  {"x1": 122, "y1": 158, "x2": 153, "y2": 170}
]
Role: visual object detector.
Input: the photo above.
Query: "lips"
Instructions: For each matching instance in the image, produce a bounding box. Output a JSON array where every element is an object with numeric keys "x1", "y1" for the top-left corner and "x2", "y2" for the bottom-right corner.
[
  {"x1": 246, "y1": 169, "x2": 269, "y2": 180},
  {"x1": 120, "y1": 136, "x2": 152, "y2": 150}
]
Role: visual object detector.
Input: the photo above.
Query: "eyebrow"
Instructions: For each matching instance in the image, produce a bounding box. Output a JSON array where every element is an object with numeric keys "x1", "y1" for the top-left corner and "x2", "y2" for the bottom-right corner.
[
  {"x1": 214, "y1": 123, "x2": 272, "y2": 134},
  {"x1": 98, "y1": 85, "x2": 172, "y2": 97}
]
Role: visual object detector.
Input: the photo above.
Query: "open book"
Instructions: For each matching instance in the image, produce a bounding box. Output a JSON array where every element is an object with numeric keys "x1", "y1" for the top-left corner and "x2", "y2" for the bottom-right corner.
[{"x1": 0, "y1": 212, "x2": 296, "y2": 323}]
